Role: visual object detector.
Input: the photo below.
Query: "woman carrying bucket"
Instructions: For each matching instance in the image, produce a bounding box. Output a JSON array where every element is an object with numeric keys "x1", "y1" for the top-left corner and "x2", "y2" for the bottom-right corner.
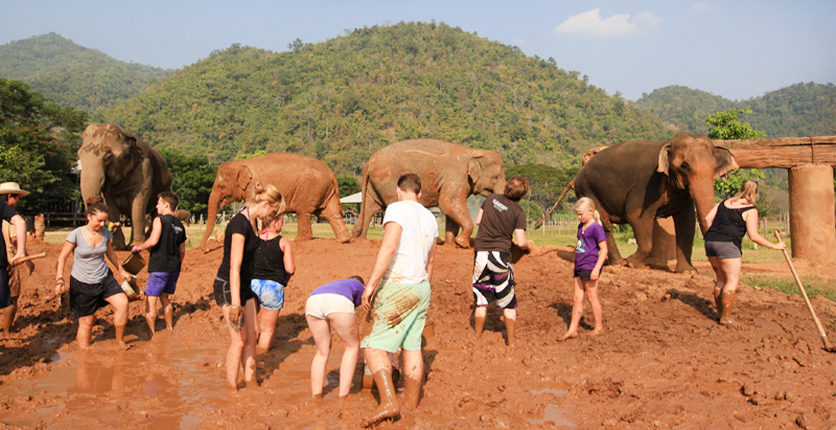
[{"x1": 54, "y1": 198, "x2": 133, "y2": 349}]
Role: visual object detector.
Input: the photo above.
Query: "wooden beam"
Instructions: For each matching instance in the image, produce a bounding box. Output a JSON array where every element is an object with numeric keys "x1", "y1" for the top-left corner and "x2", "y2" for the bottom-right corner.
[{"x1": 712, "y1": 136, "x2": 836, "y2": 169}]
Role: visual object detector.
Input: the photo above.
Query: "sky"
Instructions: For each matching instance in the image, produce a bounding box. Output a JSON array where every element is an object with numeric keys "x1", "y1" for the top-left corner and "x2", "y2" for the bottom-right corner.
[{"x1": 1, "y1": 0, "x2": 834, "y2": 101}]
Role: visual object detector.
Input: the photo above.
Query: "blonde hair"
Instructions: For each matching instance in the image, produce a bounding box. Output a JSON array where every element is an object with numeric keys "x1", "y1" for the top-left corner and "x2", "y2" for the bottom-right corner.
[
  {"x1": 574, "y1": 197, "x2": 601, "y2": 223},
  {"x1": 735, "y1": 180, "x2": 759, "y2": 205},
  {"x1": 251, "y1": 183, "x2": 286, "y2": 213}
]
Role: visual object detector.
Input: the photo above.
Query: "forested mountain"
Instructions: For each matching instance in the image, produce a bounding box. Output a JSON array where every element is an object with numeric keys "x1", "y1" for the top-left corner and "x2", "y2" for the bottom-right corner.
[
  {"x1": 100, "y1": 22, "x2": 668, "y2": 176},
  {"x1": 635, "y1": 83, "x2": 836, "y2": 137},
  {"x1": 0, "y1": 33, "x2": 170, "y2": 114}
]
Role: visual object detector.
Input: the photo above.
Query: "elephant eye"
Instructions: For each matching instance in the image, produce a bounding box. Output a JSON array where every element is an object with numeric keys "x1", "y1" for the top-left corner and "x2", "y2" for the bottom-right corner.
[{"x1": 680, "y1": 161, "x2": 690, "y2": 171}]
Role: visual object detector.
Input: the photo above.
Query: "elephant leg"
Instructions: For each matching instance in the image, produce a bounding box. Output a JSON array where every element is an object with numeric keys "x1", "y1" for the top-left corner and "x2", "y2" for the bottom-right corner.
[
  {"x1": 320, "y1": 196, "x2": 351, "y2": 243},
  {"x1": 111, "y1": 224, "x2": 128, "y2": 250},
  {"x1": 597, "y1": 208, "x2": 623, "y2": 266},
  {"x1": 444, "y1": 217, "x2": 460, "y2": 247},
  {"x1": 296, "y1": 211, "x2": 314, "y2": 241},
  {"x1": 438, "y1": 185, "x2": 472, "y2": 248},
  {"x1": 673, "y1": 207, "x2": 698, "y2": 273},
  {"x1": 625, "y1": 210, "x2": 653, "y2": 269},
  {"x1": 351, "y1": 194, "x2": 382, "y2": 240},
  {"x1": 131, "y1": 194, "x2": 150, "y2": 247},
  {"x1": 646, "y1": 217, "x2": 677, "y2": 271}
]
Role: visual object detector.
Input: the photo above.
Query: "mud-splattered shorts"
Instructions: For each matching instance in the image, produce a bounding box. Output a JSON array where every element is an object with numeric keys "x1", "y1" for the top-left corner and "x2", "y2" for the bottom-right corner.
[{"x1": 361, "y1": 280, "x2": 430, "y2": 353}]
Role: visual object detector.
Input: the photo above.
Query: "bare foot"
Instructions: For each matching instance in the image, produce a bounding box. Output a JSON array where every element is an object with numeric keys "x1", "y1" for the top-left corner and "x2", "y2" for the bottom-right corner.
[
  {"x1": 719, "y1": 318, "x2": 734, "y2": 326},
  {"x1": 245, "y1": 378, "x2": 260, "y2": 389},
  {"x1": 590, "y1": 328, "x2": 604, "y2": 336},
  {"x1": 558, "y1": 331, "x2": 578, "y2": 342}
]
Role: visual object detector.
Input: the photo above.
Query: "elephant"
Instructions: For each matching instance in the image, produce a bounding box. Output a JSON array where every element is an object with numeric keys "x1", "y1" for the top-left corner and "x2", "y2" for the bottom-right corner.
[
  {"x1": 175, "y1": 209, "x2": 192, "y2": 226},
  {"x1": 79, "y1": 124, "x2": 172, "y2": 250},
  {"x1": 573, "y1": 132, "x2": 738, "y2": 273},
  {"x1": 199, "y1": 153, "x2": 350, "y2": 249},
  {"x1": 351, "y1": 139, "x2": 507, "y2": 248}
]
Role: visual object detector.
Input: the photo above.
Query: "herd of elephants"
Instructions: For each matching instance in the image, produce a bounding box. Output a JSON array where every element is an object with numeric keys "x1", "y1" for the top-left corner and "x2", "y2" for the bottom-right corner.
[{"x1": 81, "y1": 123, "x2": 744, "y2": 271}]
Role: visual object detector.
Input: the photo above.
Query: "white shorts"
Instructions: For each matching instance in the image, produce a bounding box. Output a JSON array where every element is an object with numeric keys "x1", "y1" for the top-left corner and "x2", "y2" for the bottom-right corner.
[{"x1": 305, "y1": 293, "x2": 355, "y2": 319}]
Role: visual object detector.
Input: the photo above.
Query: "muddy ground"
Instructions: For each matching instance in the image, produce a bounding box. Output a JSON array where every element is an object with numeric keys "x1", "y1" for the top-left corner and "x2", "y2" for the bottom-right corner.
[{"x1": 1, "y1": 237, "x2": 835, "y2": 429}]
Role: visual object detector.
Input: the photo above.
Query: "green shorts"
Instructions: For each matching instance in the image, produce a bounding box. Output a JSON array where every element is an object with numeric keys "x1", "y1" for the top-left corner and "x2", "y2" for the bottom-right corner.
[{"x1": 361, "y1": 280, "x2": 431, "y2": 352}]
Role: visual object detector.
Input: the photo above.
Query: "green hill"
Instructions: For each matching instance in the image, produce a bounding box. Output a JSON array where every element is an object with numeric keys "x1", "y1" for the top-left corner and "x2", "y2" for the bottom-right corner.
[
  {"x1": 100, "y1": 22, "x2": 668, "y2": 176},
  {"x1": 0, "y1": 33, "x2": 171, "y2": 114},
  {"x1": 635, "y1": 83, "x2": 836, "y2": 137}
]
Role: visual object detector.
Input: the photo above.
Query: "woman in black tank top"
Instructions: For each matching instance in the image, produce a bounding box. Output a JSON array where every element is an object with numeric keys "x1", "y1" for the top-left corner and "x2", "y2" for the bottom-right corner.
[{"x1": 703, "y1": 181, "x2": 785, "y2": 325}]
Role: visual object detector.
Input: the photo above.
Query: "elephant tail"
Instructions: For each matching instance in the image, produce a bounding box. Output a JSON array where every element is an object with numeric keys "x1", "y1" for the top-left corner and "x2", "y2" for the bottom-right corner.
[
  {"x1": 351, "y1": 167, "x2": 375, "y2": 239},
  {"x1": 533, "y1": 179, "x2": 575, "y2": 230}
]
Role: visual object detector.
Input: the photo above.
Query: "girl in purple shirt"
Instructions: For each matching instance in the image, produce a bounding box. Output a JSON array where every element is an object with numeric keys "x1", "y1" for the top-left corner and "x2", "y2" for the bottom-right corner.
[
  {"x1": 560, "y1": 197, "x2": 607, "y2": 341},
  {"x1": 305, "y1": 276, "x2": 365, "y2": 400}
]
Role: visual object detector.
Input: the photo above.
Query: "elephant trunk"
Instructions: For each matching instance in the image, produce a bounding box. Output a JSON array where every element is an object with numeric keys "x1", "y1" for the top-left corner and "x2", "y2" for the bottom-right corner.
[
  {"x1": 79, "y1": 160, "x2": 105, "y2": 206},
  {"x1": 691, "y1": 174, "x2": 716, "y2": 236},
  {"x1": 200, "y1": 187, "x2": 223, "y2": 249}
]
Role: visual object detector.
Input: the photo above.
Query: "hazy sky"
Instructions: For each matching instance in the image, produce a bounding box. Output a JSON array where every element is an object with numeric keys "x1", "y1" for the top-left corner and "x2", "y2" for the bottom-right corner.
[{"x1": 1, "y1": 0, "x2": 834, "y2": 101}]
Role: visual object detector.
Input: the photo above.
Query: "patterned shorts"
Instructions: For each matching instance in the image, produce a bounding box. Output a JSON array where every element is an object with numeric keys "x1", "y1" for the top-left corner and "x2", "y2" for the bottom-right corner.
[{"x1": 472, "y1": 251, "x2": 517, "y2": 309}]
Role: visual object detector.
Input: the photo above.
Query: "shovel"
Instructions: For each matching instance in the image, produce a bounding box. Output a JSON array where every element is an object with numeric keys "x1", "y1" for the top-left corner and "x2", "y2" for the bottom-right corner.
[{"x1": 774, "y1": 231, "x2": 836, "y2": 352}]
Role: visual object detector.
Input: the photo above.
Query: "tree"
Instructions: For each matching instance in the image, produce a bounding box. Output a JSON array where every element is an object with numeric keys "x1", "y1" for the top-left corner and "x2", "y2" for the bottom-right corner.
[
  {"x1": 706, "y1": 108, "x2": 767, "y2": 200},
  {"x1": 159, "y1": 150, "x2": 218, "y2": 217},
  {"x1": 504, "y1": 163, "x2": 576, "y2": 220},
  {"x1": 337, "y1": 176, "x2": 360, "y2": 197},
  {"x1": 0, "y1": 79, "x2": 88, "y2": 212}
]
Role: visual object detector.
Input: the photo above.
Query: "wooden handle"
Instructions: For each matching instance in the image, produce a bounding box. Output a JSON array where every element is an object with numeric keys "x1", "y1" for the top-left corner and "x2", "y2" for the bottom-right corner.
[
  {"x1": 774, "y1": 231, "x2": 835, "y2": 351},
  {"x1": 10, "y1": 251, "x2": 46, "y2": 265}
]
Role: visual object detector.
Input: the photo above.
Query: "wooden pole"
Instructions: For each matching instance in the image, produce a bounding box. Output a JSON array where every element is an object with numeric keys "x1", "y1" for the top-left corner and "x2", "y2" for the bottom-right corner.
[{"x1": 713, "y1": 136, "x2": 836, "y2": 169}]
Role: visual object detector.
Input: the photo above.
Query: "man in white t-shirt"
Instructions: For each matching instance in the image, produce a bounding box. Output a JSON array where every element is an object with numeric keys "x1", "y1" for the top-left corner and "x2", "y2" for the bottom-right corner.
[{"x1": 361, "y1": 173, "x2": 438, "y2": 426}]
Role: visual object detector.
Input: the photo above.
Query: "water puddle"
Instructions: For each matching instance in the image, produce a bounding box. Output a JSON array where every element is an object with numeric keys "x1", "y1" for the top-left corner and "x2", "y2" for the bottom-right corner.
[
  {"x1": 0, "y1": 332, "x2": 227, "y2": 429},
  {"x1": 527, "y1": 386, "x2": 576, "y2": 427}
]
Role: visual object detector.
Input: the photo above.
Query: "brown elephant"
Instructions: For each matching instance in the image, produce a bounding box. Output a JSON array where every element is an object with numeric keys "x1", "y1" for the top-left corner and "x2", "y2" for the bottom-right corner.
[
  {"x1": 352, "y1": 139, "x2": 507, "y2": 248},
  {"x1": 79, "y1": 124, "x2": 172, "y2": 249},
  {"x1": 175, "y1": 209, "x2": 192, "y2": 226},
  {"x1": 573, "y1": 132, "x2": 738, "y2": 273},
  {"x1": 199, "y1": 153, "x2": 350, "y2": 249}
]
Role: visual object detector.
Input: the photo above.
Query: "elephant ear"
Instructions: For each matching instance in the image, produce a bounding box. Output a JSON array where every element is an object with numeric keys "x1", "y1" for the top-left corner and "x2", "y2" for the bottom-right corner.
[
  {"x1": 656, "y1": 143, "x2": 672, "y2": 175},
  {"x1": 712, "y1": 146, "x2": 739, "y2": 179},
  {"x1": 468, "y1": 157, "x2": 482, "y2": 185},
  {"x1": 123, "y1": 134, "x2": 144, "y2": 173},
  {"x1": 236, "y1": 166, "x2": 253, "y2": 194}
]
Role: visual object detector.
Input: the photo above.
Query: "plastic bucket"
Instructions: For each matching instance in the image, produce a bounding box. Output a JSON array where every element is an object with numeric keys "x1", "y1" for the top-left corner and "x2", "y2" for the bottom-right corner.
[
  {"x1": 122, "y1": 253, "x2": 146, "y2": 275},
  {"x1": 121, "y1": 276, "x2": 142, "y2": 302}
]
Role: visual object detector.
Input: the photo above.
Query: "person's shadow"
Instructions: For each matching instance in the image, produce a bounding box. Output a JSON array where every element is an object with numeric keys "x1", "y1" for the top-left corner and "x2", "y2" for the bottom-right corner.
[{"x1": 666, "y1": 288, "x2": 717, "y2": 321}]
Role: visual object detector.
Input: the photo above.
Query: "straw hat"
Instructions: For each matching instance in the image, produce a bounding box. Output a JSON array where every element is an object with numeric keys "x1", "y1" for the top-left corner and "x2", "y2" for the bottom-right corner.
[{"x1": 0, "y1": 182, "x2": 29, "y2": 197}]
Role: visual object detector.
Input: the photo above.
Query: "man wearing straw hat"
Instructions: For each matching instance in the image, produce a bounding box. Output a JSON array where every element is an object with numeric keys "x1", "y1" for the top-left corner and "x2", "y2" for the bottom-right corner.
[{"x1": 0, "y1": 182, "x2": 29, "y2": 335}]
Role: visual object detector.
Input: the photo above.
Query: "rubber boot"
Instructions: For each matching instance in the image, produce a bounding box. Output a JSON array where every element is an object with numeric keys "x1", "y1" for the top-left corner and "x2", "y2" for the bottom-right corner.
[
  {"x1": 361, "y1": 370, "x2": 399, "y2": 427},
  {"x1": 0, "y1": 304, "x2": 16, "y2": 335},
  {"x1": 474, "y1": 314, "x2": 486, "y2": 340},
  {"x1": 362, "y1": 364, "x2": 374, "y2": 390},
  {"x1": 401, "y1": 375, "x2": 421, "y2": 412},
  {"x1": 713, "y1": 288, "x2": 723, "y2": 322},
  {"x1": 504, "y1": 316, "x2": 516, "y2": 347},
  {"x1": 719, "y1": 290, "x2": 736, "y2": 325}
]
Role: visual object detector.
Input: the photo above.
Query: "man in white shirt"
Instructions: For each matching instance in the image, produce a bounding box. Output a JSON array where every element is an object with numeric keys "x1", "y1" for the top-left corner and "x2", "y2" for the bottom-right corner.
[{"x1": 361, "y1": 173, "x2": 438, "y2": 427}]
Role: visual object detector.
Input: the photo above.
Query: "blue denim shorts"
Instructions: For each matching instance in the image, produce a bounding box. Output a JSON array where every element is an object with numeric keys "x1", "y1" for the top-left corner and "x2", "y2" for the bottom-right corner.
[{"x1": 250, "y1": 279, "x2": 285, "y2": 311}]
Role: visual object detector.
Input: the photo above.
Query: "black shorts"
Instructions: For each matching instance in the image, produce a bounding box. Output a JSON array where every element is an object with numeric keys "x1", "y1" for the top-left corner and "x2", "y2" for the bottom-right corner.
[
  {"x1": 573, "y1": 269, "x2": 593, "y2": 280},
  {"x1": 69, "y1": 274, "x2": 124, "y2": 317},
  {"x1": 0, "y1": 267, "x2": 11, "y2": 309},
  {"x1": 213, "y1": 277, "x2": 256, "y2": 307},
  {"x1": 705, "y1": 241, "x2": 742, "y2": 259}
]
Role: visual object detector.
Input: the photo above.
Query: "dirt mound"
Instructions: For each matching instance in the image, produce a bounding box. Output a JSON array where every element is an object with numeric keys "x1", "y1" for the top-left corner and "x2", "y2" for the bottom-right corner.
[{"x1": 1, "y1": 239, "x2": 834, "y2": 428}]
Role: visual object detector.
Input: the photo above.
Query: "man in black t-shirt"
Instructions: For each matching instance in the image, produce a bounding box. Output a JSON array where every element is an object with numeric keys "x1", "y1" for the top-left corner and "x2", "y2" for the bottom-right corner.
[
  {"x1": 472, "y1": 176, "x2": 530, "y2": 347},
  {"x1": 0, "y1": 199, "x2": 26, "y2": 336},
  {"x1": 131, "y1": 192, "x2": 187, "y2": 336}
]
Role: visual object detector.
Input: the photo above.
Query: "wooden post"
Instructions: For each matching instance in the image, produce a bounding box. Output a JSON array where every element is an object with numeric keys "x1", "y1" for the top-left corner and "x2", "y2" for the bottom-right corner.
[{"x1": 788, "y1": 164, "x2": 836, "y2": 266}]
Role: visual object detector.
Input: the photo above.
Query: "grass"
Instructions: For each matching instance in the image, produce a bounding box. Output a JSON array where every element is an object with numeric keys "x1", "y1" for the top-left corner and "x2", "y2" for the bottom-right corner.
[{"x1": 741, "y1": 275, "x2": 836, "y2": 303}]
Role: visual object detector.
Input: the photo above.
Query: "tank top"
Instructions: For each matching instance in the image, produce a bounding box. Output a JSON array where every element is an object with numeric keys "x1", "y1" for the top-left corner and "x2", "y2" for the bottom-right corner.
[
  {"x1": 252, "y1": 235, "x2": 289, "y2": 285},
  {"x1": 148, "y1": 214, "x2": 187, "y2": 273},
  {"x1": 704, "y1": 199, "x2": 755, "y2": 250}
]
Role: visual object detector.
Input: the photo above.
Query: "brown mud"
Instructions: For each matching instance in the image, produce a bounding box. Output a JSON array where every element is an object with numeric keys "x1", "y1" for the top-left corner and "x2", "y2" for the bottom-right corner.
[{"x1": 1, "y1": 238, "x2": 835, "y2": 429}]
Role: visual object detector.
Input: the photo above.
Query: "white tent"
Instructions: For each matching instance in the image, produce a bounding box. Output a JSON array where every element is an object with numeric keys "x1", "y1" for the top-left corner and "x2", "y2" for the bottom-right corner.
[{"x1": 340, "y1": 192, "x2": 362, "y2": 204}]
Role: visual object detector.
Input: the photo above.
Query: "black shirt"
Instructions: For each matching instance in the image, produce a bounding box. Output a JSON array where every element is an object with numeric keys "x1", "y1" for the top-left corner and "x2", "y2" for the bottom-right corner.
[
  {"x1": 704, "y1": 199, "x2": 755, "y2": 250},
  {"x1": 0, "y1": 201, "x2": 17, "y2": 269},
  {"x1": 252, "y1": 235, "x2": 290, "y2": 285},
  {"x1": 147, "y1": 214, "x2": 187, "y2": 273},
  {"x1": 474, "y1": 194, "x2": 527, "y2": 252},
  {"x1": 215, "y1": 211, "x2": 260, "y2": 283}
]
